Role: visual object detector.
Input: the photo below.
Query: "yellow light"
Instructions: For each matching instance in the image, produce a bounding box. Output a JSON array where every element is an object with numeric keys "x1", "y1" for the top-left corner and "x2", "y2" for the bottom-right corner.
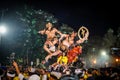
[
  {"x1": 93, "y1": 60, "x2": 96, "y2": 64},
  {"x1": 116, "y1": 59, "x2": 118, "y2": 62}
]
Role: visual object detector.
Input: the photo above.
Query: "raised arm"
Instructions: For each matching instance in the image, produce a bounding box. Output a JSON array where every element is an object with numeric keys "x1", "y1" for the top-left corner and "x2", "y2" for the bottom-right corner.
[
  {"x1": 13, "y1": 61, "x2": 24, "y2": 80},
  {"x1": 38, "y1": 29, "x2": 45, "y2": 35},
  {"x1": 13, "y1": 61, "x2": 20, "y2": 75},
  {"x1": 55, "y1": 28, "x2": 62, "y2": 36}
]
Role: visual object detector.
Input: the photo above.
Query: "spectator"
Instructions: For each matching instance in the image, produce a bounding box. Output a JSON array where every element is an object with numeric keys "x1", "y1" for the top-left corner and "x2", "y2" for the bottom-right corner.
[{"x1": 13, "y1": 61, "x2": 40, "y2": 80}]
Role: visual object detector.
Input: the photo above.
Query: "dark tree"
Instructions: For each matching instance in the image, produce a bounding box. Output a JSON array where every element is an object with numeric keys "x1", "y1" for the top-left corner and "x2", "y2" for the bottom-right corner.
[
  {"x1": 103, "y1": 28, "x2": 116, "y2": 49},
  {"x1": 15, "y1": 6, "x2": 58, "y2": 64}
]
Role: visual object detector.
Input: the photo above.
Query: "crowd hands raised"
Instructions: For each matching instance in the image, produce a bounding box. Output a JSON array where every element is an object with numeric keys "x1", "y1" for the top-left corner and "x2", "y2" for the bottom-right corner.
[{"x1": 0, "y1": 61, "x2": 120, "y2": 80}]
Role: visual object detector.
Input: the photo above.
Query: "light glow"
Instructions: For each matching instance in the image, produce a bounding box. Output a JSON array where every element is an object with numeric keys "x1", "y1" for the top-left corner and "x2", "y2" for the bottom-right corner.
[
  {"x1": 101, "y1": 51, "x2": 107, "y2": 56},
  {"x1": 0, "y1": 25, "x2": 7, "y2": 34}
]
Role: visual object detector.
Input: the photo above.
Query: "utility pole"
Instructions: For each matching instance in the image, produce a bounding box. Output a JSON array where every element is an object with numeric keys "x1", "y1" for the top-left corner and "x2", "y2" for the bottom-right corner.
[
  {"x1": 0, "y1": 9, "x2": 8, "y2": 22},
  {"x1": 0, "y1": 9, "x2": 8, "y2": 45}
]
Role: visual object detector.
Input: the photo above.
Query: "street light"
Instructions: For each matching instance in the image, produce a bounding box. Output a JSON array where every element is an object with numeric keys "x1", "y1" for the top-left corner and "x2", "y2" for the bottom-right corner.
[
  {"x1": 0, "y1": 25, "x2": 7, "y2": 34},
  {"x1": 93, "y1": 59, "x2": 96, "y2": 64},
  {"x1": 100, "y1": 50, "x2": 110, "y2": 67},
  {"x1": 101, "y1": 50, "x2": 107, "y2": 56},
  {"x1": 116, "y1": 59, "x2": 118, "y2": 62},
  {"x1": 0, "y1": 24, "x2": 7, "y2": 45},
  {"x1": 115, "y1": 58, "x2": 119, "y2": 67}
]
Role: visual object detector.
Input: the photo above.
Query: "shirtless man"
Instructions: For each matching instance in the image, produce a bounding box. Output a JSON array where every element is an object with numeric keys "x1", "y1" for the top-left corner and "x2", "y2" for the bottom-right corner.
[
  {"x1": 62, "y1": 31, "x2": 88, "y2": 48},
  {"x1": 59, "y1": 31, "x2": 78, "y2": 50},
  {"x1": 38, "y1": 22, "x2": 66, "y2": 61},
  {"x1": 38, "y1": 22, "x2": 63, "y2": 40}
]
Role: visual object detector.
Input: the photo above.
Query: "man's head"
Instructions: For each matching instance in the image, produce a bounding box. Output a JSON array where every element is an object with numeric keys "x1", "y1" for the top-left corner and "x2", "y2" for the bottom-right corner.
[{"x1": 46, "y1": 22, "x2": 53, "y2": 29}]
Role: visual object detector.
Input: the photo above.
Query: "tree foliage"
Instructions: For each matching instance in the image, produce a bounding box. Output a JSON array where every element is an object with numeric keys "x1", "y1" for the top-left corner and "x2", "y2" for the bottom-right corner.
[
  {"x1": 103, "y1": 28, "x2": 116, "y2": 49},
  {"x1": 15, "y1": 6, "x2": 58, "y2": 62},
  {"x1": 116, "y1": 27, "x2": 120, "y2": 47},
  {"x1": 59, "y1": 24, "x2": 74, "y2": 34}
]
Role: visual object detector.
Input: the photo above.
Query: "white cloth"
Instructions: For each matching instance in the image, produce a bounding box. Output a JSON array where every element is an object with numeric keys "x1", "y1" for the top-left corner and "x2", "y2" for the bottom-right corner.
[
  {"x1": 42, "y1": 75, "x2": 47, "y2": 80},
  {"x1": 18, "y1": 73, "x2": 24, "y2": 80},
  {"x1": 19, "y1": 73, "x2": 40, "y2": 80},
  {"x1": 75, "y1": 69, "x2": 82, "y2": 74},
  {"x1": 49, "y1": 46, "x2": 55, "y2": 52},
  {"x1": 51, "y1": 71, "x2": 62, "y2": 79},
  {"x1": 29, "y1": 74, "x2": 40, "y2": 80},
  {"x1": 7, "y1": 72, "x2": 15, "y2": 77}
]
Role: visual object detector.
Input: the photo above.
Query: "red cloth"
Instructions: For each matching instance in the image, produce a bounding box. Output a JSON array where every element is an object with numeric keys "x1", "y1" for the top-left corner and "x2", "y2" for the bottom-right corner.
[{"x1": 67, "y1": 46, "x2": 82, "y2": 63}]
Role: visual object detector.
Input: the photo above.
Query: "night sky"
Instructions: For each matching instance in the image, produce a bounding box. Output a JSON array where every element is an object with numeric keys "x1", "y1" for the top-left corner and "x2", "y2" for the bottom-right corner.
[{"x1": 0, "y1": 0, "x2": 120, "y2": 36}]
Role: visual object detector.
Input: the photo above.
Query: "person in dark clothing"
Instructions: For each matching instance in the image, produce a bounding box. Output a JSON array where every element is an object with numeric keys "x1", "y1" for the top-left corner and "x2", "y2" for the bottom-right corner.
[{"x1": 87, "y1": 68, "x2": 95, "y2": 80}]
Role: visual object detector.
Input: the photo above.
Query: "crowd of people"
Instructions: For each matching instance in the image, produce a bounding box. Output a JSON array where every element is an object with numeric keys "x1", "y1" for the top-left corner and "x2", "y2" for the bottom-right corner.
[{"x1": 0, "y1": 61, "x2": 120, "y2": 80}]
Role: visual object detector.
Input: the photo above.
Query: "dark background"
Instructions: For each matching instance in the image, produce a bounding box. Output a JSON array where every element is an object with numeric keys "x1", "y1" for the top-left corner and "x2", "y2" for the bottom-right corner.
[{"x1": 0, "y1": 0, "x2": 119, "y2": 36}]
